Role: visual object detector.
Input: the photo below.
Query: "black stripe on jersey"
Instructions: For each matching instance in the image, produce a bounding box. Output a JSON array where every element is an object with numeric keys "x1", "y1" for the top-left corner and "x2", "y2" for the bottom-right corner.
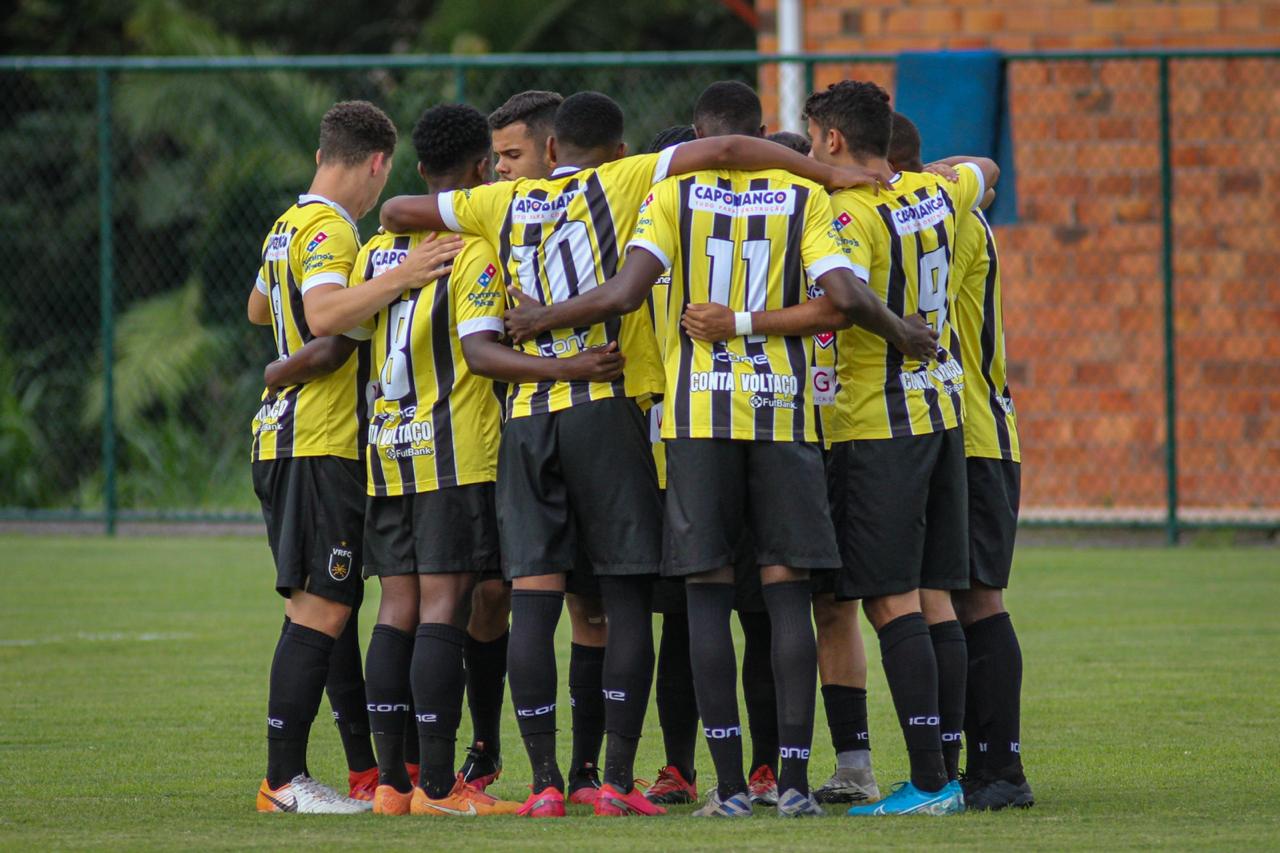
[
  {"x1": 497, "y1": 200, "x2": 519, "y2": 420},
  {"x1": 520, "y1": 189, "x2": 556, "y2": 416},
  {"x1": 709, "y1": 177, "x2": 735, "y2": 438},
  {"x1": 584, "y1": 172, "x2": 626, "y2": 398},
  {"x1": 976, "y1": 213, "x2": 1014, "y2": 459},
  {"x1": 274, "y1": 385, "x2": 302, "y2": 458},
  {"x1": 927, "y1": 186, "x2": 964, "y2": 426},
  {"x1": 874, "y1": 204, "x2": 913, "y2": 437},
  {"x1": 553, "y1": 181, "x2": 595, "y2": 408},
  {"x1": 390, "y1": 237, "x2": 420, "y2": 490},
  {"x1": 782, "y1": 184, "x2": 810, "y2": 442},
  {"x1": 428, "y1": 271, "x2": 459, "y2": 487},
  {"x1": 910, "y1": 189, "x2": 946, "y2": 434},
  {"x1": 744, "y1": 178, "x2": 777, "y2": 441},
  {"x1": 673, "y1": 177, "x2": 697, "y2": 439}
]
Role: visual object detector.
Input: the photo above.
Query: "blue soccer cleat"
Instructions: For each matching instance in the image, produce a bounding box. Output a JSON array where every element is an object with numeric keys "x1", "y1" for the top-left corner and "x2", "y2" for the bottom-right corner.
[{"x1": 846, "y1": 780, "x2": 965, "y2": 816}]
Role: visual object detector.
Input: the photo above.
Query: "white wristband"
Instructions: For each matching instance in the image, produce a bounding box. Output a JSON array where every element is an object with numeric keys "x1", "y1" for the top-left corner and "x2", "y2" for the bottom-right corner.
[{"x1": 734, "y1": 312, "x2": 753, "y2": 336}]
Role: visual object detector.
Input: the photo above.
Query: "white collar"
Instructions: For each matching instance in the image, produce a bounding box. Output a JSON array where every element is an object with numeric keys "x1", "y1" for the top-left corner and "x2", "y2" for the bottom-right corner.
[
  {"x1": 550, "y1": 165, "x2": 583, "y2": 178},
  {"x1": 298, "y1": 193, "x2": 358, "y2": 230}
]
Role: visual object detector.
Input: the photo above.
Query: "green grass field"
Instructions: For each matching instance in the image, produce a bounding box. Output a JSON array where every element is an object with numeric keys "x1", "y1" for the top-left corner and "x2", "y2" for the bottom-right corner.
[{"x1": 1, "y1": 536, "x2": 1277, "y2": 850}]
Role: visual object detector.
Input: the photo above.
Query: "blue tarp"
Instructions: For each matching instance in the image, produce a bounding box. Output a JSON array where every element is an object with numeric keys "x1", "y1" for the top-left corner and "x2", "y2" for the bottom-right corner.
[{"x1": 894, "y1": 50, "x2": 1018, "y2": 224}]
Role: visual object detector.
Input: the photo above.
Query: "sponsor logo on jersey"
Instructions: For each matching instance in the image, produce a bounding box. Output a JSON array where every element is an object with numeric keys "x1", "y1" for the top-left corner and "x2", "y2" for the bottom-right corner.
[
  {"x1": 814, "y1": 331, "x2": 835, "y2": 348},
  {"x1": 371, "y1": 247, "x2": 408, "y2": 276},
  {"x1": 306, "y1": 231, "x2": 329, "y2": 252},
  {"x1": 687, "y1": 185, "x2": 796, "y2": 217},
  {"x1": 511, "y1": 190, "x2": 580, "y2": 224},
  {"x1": 265, "y1": 232, "x2": 291, "y2": 261},
  {"x1": 477, "y1": 263, "x2": 497, "y2": 288},
  {"x1": 891, "y1": 194, "x2": 949, "y2": 236},
  {"x1": 328, "y1": 545, "x2": 353, "y2": 581},
  {"x1": 833, "y1": 211, "x2": 853, "y2": 230},
  {"x1": 811, "y1": 365, "x2": 836, "y2": 407}
]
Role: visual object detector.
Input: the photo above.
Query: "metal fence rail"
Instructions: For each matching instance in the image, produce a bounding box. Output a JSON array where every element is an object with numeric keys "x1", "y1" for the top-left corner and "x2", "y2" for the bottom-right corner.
[{"x1": 1, "y1": 50, "x2": 1277, "y2": 540}]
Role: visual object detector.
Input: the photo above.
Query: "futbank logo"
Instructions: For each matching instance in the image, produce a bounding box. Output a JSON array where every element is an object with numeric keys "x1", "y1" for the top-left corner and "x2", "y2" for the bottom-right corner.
[
  {"x1": 688, "y1": 185, "x2": 796, "y2": 217},
  {"x1": 306, "y1": 231, "x2": 329, "y2": 252}
]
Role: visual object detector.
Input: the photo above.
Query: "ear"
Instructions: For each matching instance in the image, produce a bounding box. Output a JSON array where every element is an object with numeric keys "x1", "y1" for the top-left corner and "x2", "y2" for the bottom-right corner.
[
  {"x1": 757, "y1": 124, "x2": 767, "y2": 137},
  {"x1": 417, "y1": 162, "x2": 429, "y2": 182},
  {"x1": 615, "y1": 141, "x2": 628, "y2": 158},
  {"x1": 693, "y1": 124, "x2": 707, "y2": 140},
  {"x1": 546, "y1": 135, "x2": 558, "y2": 167},
  {"x1": 826, "y1": 127, "x2": 843, "y2": 157},
  {"x1": 315, "y1": 148, "x2": 322, "y2": 167},
  {"x1": 474, "y1": 155, "x2": 491, "y2": 184}
]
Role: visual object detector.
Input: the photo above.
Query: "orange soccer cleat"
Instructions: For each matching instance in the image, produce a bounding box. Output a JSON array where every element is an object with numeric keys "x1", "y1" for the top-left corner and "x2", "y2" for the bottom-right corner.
[
  {"x1": 373, "y1": 785, "x2": 413, "y2": 815},
  {"x1": 410, "y1": 775, "x2": 520, "y2": 817}
]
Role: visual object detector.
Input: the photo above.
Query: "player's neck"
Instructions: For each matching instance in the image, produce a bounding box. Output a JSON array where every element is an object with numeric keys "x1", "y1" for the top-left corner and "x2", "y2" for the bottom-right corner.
[
  {"x1": 844, "y1": 152, "x2": 892, "y2": 175},
  {"x1": 307, "y1": 169, "x2": 367, "y2": 220}
]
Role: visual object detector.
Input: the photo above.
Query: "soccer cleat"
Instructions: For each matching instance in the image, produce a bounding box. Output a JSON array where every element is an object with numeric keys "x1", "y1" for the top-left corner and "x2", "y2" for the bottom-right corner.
[
  {"x1": 813, "y1": 766, "x2": 881, "y2": 804},
  {"x1": 748, "y1": 765, "x2": 779, "y2": 806},
  {"x1": 410, "y1": 775, "x2": 520, "y2": 816},
  {"x1": 846, "y1": 780, "x2": 965, "y2": 816},
  {"x1": 966, "y1": 777, "x2": 1035, "y2": 811},
  {"x1": 692, "y1": 789, "x2": 753, "y2": 817},
  {"x1": 567, "y1": 763, "x2": 602, "y2": 805},
  {"x1": 959, "y1": 770, "x2": 990, "y2": 802},
  {"x1": 594, "y1": 783, "x2": 667, "y2": 816},
  {"x1": 372, "y1": 785, "x2": 413, "y2": 815},
  {"x1": 776, "y1": 788, "x2": 825, "y2": 818},
  {"x1": 256, "y1": 774, "x2": 369, "y2": 814},
  {"x1": 643, "y1": 765, "x2": 698, "y2": 805},
  {"x1": 458, "y1": 741, "x2": 502, "y2": 792},
  {"x1": 348, "y1": 767, "x2": 379, "y2": 802},
  {"x1": 517, "y1": 786, "x2": 567, "y2": 818}
]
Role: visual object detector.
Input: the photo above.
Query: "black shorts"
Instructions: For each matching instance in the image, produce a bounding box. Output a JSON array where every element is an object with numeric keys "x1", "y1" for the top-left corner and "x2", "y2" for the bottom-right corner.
[
  {"x1": 363, "y1": 483, "x2": 500, "y2": 577},
  {"x1": 967, "y1": 457, "x2": 1021, "y2": 589},
  {"x1": 829, "y1": 426, "x2": 970, "y2": 601},
  {"x1": 663, "y1": 439, "x2": 839, "y2": 578},
  {"x1": 497, "y1": 398, "x2": 663, "y2": 579},
  {"x1": 253, "y1": 456, "x2": 366, "y2": 607}
]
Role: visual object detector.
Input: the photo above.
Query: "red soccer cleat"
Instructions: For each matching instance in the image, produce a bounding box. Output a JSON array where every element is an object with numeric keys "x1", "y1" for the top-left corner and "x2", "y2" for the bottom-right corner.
[
  {"x1": 348, "y1": 767, "x2": 379, "y2": 802},
  {"x1": 643, "y1": 765, "x2": 698, "y2": 805},
  {"x1": 595, "y1": 783, "x2": 668, "y2": 816},
  {"x1": 516, "y1": 786, "x2": 567, "y2": 818}
]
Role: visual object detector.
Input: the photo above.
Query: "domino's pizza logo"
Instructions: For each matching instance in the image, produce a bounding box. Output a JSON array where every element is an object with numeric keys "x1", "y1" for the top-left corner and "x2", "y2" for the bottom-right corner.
[
  {"x1": 306, "y1": 231, "x2": 329, "y2": 252},
  {"x1": 639, "y1": 192, "x2": 654, "y2": 212},
  {"x1": 832, "y1": 212, "x2": 853, "y2": 231},
  {"x1": 478, "y1": 263, "x2": 497, "y2": 288}
]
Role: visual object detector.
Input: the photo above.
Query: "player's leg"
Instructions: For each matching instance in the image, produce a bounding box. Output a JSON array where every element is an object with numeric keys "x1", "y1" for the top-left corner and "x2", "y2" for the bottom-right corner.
[
  {"x1": 459, "y1": 578, "x2": 509, "y2": 790},
  {"x1": 734, "y1": 553, "x2": 780, "y2": 807},
  {"x1": 667, "y1": 439, "x2": 752, "y2": 817},
  {"x1": 326, "y1": 583, "x2": 378, "y2": 801},
  {"x1": 255, "y1": 457, "x2": 367, "y2": 814},
  {"x1": 750, "y1": 440, "x2": 839, "y2": 817},
  {"x1": 834, "y1": 436, "x2": 959, "y2": 816},
  {"x1": 647, "y1": 598, "x2": 700, "y2": 805},
  {"x1": 953, "y1": 457, "x2": 1032, "y2": 810},
  {"x1": 812, "y1": 592, "x2": 880, "y2": 804},
  {"x1": 565, "y1": 586, "x2": 607, "y2": 803},
  {"x1": 558, "y1": 397, "x2": 665, "y2": 816}
]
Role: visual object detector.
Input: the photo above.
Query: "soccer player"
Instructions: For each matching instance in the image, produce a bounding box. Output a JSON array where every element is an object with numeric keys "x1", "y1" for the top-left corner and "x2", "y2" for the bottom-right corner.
[
  {"x1": 498, "y1": 105, "x2": 936, "y2": 820},
  {"x1": 767, "y1": 130, "x2": 811, "y2": 155},
  {"x1": 246, "y1": 100, "x2": 460, "y2": 814},
  {"x1": 884, "y1": 112, "x2": 1033, "y2": 811},
  {"x1": 381, "y1": 90, "x2": 889, "y2": 817}
]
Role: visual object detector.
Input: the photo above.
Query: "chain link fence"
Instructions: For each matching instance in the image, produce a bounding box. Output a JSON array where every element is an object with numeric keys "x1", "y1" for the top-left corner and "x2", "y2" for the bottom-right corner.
[{"x1": 1, "y1": 51, "x2": 1276, "y2": 538}]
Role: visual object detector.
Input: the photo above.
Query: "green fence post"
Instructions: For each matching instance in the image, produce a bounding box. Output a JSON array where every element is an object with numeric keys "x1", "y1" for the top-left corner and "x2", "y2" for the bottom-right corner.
[
  {"x1": 804, "y1": 58, "x2": 815, "y2": 100},
  {"x1": 453, "y1": 64, "x2": 467, "y2": 102},
  {"x1": 1158, "y1": 56, "x2": 1179, "y2": 545},
  {"x1": 97, "y1": 68, "x2": 117, "y2": 536}
]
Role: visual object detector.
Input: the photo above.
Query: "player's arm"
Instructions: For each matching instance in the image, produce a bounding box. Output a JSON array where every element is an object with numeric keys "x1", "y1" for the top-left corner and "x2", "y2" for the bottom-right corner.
[
  {"x1": 502, "y1": 248, "x2": 664, "y2": 345},
  {"x1": 980, "y1": 188, "x2": 996, "y2": 210},
  {"x1": 668, "y1": 135, "x2": 889, "y2": 191},
  {"x1": 460, "y1": 334, "x2": 625, "y2": 384},
  {"x1": 247, "y1": 274, "x2": 271, "y2": 325},
  {"x1": 380, "y1": 182, "x2": 511, "y2": 236},
  {"x1": 378, "y1": 194, "x2": 448, "y2": 234},
  {"x1": 924, "y1": 156, "x2": 1000, "y2": 196},
  {"x1": 263, "y1": 336, "x2": 360, "y2": 389},
  {"x1": 304, "y1": 234, "x2": 462, "y2": 337}
]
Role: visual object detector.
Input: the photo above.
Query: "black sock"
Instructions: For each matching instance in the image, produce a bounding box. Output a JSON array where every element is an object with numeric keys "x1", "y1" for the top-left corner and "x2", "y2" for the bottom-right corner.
[
  {"x1": 822, "y1": 684, "x2": 871, "y2": 754},
  {"x1": 364, "y1": 624, "x2": 414, "y2": 792},
  {"x1": 656, "y1": 612, "x2": 698, "y2": 781},
  {"x1": 877, "y1": 613, "x2": 946, "y2": 793},
  {"x1": 599, "y1": 576, "x2": 655, "y2": 792},
  {"x1": 327, "y1": 612, "x2": 376, "y2": 774},
  {"x1": 410, "y1": 623, "x2": 467, "y2": 799},
  {"x1": 266, "y1": 622, "x2": 335, "y2": 788},
  {"x1": 762, "y1": 581, "x2": 817, "y2": 797},
  {"x1": 404, "y1": 701, "x2": 419, "y2": 772},
  {"x1": 464, "y1": 630, "x2": 508, "y2": 756},
  {"x1": 930, "y1": 620, "x2": 968, "y2": 782},
  {"x1": 569, "y1": 642, "x2": 606, "y2": 780},
  {"x1": 965, "y1": 612, "x2": 1025, "y2": 783},
  {"x1": 686, "y1": 583, "x2": 745, "y2": 799},
  {"x1": 509, "y1": 590, "x2": 565, "y2": 793},
  {"x1": 739, "y1": 610, "x2": 779, "y2": 775}
]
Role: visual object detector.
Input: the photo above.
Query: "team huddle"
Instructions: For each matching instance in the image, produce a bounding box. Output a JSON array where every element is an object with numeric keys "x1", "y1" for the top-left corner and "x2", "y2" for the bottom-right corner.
[{"x1": 246, "y1": 78, "x2": 1030, "y2": 819}]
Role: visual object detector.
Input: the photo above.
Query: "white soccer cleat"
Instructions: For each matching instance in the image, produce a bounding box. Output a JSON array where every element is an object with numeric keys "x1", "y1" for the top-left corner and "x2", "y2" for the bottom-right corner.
[{"x1": 257, "y1": 774, "x2": 371, "y2": 814}]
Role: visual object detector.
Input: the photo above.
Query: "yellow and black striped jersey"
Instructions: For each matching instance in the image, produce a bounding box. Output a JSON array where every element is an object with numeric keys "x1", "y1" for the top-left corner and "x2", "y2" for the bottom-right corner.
[
  {"x1": 630, "y1": 169, "x2": 853, "y2": 443},
  {"x1": 810, "y1": 288, "x2": 840, "y2": 444},
  {"x1": 252, "y1": 194, "x2": 372, "y2": 462},
  {"x1": 353, "y1": 231, "x2": 505, "y2": 496},
  {"x1": 437, "y1": 151, "x2": 678, "y2": 420},
  {"x1": 952, "y1": 208, "x2": 1020, "y2": 462},
  {"x1": 646, "y1": 270, "x2": 672, "y2": 488},
  {"x1": 823, "y1": 165, "x2": 985, "y2": 442}
]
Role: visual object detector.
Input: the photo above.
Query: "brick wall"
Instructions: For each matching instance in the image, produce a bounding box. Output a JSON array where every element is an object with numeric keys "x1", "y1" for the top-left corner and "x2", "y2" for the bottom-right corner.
[{"x1": 755, "y1": 2, "x2": 1280, "y2": 515}]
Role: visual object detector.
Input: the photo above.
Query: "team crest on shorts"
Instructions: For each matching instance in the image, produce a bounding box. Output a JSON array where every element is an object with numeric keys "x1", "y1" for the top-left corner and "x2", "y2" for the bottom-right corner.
[{"x1": 328, "y1": 544, "x2": 354, "y2": 581}]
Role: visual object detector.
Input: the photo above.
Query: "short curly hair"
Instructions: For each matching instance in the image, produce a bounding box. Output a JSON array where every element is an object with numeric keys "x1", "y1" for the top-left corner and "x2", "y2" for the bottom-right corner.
[
  {"x1": 646, "y1": 124, "x2": 696, "y2": 154},
  {"x1": 554, "y1": 91, "x2": 624, "y2": 152},
  {"x1": 802, "y1": 81, "x2": 892, "y2": 158},
  {"x1": 318, "y1": 100, "x2": 397, "y2": 166},
  {"x1": 411, "y1": 103, "x2": 491, "y2": 176}
]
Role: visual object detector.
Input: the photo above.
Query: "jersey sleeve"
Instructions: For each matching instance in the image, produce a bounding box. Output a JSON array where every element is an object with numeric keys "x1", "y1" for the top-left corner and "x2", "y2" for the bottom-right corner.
[
  {"x1": 453, "y1": 239, "x2": 506, "y2": 339},
  {"x1": 296, "y1": 219, "x2": 359, "y2": 295},
  {"x1": 799, "y1": 189, "x2": 855, "y2": 283},
  {"x1": 597, "y1": 149, "x2": 679, "y2": 206},
  {"x1": 340, "y1": 236, "x2": 381, "y2": 342},
  {"x1": 840, "y1": 206, "x2": 875, "y2": 285},
  {"x1": 950, "y1": 210, "x2": 981, "y2": 285},
  {"x1": 953, "y1": 163, "x2": 985, "y2": 213},
  {"x1": 437, "y1": 182, "x2": 516, "y2": 243},
  {"x1": 625, "y1": 179, "x2": 680, "y2": 270}
]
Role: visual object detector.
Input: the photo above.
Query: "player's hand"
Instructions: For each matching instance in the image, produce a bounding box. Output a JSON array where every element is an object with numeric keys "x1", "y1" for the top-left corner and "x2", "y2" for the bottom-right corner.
[
  {"x1": 895, "y1": 314, "x2": 940, "y2": 362},
  {"x1": 923, "y1": 161, "x2": 960, "y2": 183},
  {"x1": 681, "y1": 302, "x2": 736, "y2": 342},
  {"x1": 399, "y1": 233, "x2": 464, "y2": 288},
  {"x1": 824, "y1": 163, "x2": 893, "y2": 193},
  {"x1": 562, "y1": 341, "x2": 625, "y2": 382},
  {"x1": 504, "y1": 287, "x2": 549, "y2": 345}
]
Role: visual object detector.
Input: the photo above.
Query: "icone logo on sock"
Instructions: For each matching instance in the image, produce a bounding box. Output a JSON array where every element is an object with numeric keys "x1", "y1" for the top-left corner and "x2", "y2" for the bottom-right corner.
[
  {"x1": 779, "y1": 746, "x2": 811, "y2": 759},
  {"x1": 703, "y1": 725, "x2": 742, "y2": 739},
  {"x1": 367, "y1": 702, "x2": 410, "y2": 713},
  {"x1": 602, "y1": 689, "x2": 626, "y2": 701},
  {"x1": 516, "y1": 703, "x2": 556, "y2": 717},
  {"x1": 907, "y1": 715, "x2": 941, "y2": 726}
]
